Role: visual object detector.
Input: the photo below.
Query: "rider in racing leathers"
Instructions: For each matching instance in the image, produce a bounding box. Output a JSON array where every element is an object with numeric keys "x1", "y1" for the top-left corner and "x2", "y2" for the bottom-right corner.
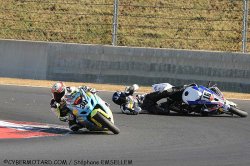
[
  {"x1": 112, "y1": 84, "x2": 144, "y2": 115},
  {"x1": 112, "y1": 83, "x2": 194, "y2": 115},
  {"x1": 50, "y1": 82, "x2": 96, "y2": 131}
]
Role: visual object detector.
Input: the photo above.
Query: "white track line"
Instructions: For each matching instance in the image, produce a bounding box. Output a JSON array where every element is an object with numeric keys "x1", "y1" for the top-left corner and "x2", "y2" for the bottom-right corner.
[
  {"x1": 0, "y1": 83, "x2": 48, "y2": 88},
  {"x1": 0, "y1": 120, "x2": 69, "y2": 130},
  {"x1": 0, "y1": 83, "x2": 113, "y2": 92}
]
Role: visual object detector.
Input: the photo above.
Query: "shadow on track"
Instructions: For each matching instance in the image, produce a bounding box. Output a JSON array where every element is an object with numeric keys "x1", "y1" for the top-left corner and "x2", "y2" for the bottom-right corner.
[
  {"x1": 69, "y1": 130, "x2": 112, "y2": 135},
  {"x1": 144, "y1": 112, "x2": 242, "y2": 118}
]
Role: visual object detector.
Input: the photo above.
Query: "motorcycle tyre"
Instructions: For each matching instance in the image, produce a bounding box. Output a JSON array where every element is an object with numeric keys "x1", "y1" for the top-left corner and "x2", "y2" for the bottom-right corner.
[
  {"x1": 94, "y1": 112, "x2": 120, "y2": 134},
  {"x1": 229, "y1": 107, "x2": 248, "y2": 117}
]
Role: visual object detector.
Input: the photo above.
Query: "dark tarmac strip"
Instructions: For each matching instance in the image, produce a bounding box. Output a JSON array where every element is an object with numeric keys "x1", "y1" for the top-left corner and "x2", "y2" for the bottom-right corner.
[{"x1": 0, "y1": 85, "x2": 249, "y2": 166}]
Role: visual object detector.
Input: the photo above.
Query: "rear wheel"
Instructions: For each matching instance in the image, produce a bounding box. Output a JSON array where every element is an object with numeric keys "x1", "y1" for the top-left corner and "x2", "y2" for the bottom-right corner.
[
  {"x1": 93, "y1": 112, "x2": 120, "y2": 134},
  {"x1": 229, "y1": 107, "x2": 248, "y2": 117}
]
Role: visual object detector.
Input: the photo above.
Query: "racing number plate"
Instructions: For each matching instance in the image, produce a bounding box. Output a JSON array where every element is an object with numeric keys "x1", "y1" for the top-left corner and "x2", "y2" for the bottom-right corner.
[{"x1": 202, "y1": 90, "x2": 212, "y2": 101}]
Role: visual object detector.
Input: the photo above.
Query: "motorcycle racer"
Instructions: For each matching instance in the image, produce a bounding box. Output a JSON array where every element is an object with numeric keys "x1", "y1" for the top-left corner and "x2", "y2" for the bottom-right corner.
[
  {"x1": 112, "y1": 84, "x2": 144, "y2": 115},
  {"x1": 50, "y1": 82, "x2": 96, "y2": 131},
  {"x1": 112, "y1": 84, "x2": 169, "y2": 115}
]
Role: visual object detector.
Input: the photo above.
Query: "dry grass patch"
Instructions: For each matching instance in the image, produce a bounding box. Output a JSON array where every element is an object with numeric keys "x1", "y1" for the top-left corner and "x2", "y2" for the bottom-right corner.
[{"x1": 0, "y1": 77, "x2": 249, "y2": 99}]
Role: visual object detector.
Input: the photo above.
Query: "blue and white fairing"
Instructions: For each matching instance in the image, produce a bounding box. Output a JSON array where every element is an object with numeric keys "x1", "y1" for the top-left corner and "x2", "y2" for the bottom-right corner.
[{"x1": 182, "y1": 85, "x2": 226, "y2": 112}]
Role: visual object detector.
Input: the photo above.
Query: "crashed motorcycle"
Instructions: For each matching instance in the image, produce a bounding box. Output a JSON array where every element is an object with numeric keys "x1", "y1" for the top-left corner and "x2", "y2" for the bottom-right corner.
[
  {"x1": 65, "y1": 88, "x2": 120, "y2": 134},
  {"x1": 153, "y1": 83, "x2": 248, "y2": 117}
]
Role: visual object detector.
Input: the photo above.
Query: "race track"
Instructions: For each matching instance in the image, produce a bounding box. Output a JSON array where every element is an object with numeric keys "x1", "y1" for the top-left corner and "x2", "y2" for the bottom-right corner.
[{"x1": 0, "y1": 85, "x2": 250, "y2": 166}]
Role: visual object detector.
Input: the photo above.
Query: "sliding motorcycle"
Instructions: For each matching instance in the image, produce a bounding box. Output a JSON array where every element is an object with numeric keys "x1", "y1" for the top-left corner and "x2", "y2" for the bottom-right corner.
[{"x1": 153, "y1": 83, "x2": 248, "y2": 117}]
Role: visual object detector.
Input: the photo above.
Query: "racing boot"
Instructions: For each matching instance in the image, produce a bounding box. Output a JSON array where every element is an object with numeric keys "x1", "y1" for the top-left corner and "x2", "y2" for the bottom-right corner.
[
  {"x1": 69, "y1": 122, "x2": 82, "y2": 132},
  {"x1": 68, "y1": 114, "x2": 82, "y2": 132}
]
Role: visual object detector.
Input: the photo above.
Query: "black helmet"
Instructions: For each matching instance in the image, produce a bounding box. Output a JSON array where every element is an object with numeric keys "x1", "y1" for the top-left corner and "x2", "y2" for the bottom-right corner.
[{"x1": 112, "y1": 91, "x2": 127, "y2": 105}]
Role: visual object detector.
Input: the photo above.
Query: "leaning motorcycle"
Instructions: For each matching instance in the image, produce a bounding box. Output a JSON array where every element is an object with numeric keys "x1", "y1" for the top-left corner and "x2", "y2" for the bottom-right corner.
[
  {"x1": 153, "y1": 83, "x2": 248, "y2": 117},
  {"x1": 65, "y1": 88, "x2": 120, "y2": 134}
]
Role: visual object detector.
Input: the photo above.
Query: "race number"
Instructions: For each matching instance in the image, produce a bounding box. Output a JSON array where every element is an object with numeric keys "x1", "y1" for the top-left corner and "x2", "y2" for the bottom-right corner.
[
  {"x1": 202, "y1": 90, "x2": 211, "y2": 100},
  {"x1": 79, "y1": 100, "x2": 88, "y2": 109}
]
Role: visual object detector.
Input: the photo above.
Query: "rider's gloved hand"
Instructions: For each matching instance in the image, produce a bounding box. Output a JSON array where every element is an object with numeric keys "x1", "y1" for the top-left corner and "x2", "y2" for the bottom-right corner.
[
  {"x1": 80, "y1": 86, "x2": 97, "y2": 94},
  {"x1": 89, "y1": 87, "x2": 97, "y2": 94},
  {"x1": 50, "y1": 99, "x2": 57, "y2": 108}
]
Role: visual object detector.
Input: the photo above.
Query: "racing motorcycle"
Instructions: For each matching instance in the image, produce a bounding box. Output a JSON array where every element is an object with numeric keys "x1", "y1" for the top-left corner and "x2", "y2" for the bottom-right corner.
[
  {"x1": 65, "y1": 88, "x2": 120, "y2": 134},
  {"x1": 153, "y1": 82, "x2": 248, "y2": 117}
]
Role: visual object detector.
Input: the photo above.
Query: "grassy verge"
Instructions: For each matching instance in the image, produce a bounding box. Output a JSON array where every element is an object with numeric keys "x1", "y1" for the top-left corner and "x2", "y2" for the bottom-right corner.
[{"x1": 0, "y1": 0, "x2": 247, "y2": 52}]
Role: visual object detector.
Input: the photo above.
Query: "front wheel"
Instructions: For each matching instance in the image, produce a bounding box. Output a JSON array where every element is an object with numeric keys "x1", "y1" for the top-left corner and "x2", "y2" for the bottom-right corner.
[
  {"x1": 229, "y1": 107, "x2": 248, "y2": 117},
  {"x1": 93, "y1": 112, "x2": 120, "y2": 134}
]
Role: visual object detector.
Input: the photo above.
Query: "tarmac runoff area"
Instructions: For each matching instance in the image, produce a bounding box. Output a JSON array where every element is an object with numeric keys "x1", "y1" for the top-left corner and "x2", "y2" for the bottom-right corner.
[{"x1": 0, "y1": 81, "x2": 249, "y2": 166}]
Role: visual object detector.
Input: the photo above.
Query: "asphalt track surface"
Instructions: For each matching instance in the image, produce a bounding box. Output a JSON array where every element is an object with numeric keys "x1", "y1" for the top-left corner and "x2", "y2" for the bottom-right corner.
[{"x1": 0, "y1": 85, "x2": 250, "y2": 166}]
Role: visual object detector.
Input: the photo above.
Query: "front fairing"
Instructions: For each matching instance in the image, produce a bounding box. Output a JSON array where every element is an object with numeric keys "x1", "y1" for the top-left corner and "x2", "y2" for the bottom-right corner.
[
  {"x1": 66, "y1": 90, "x2": 114, "y2": 126},
  {"x1": 199, "y1": 86, "x2": 225, "y2": 103},
  {"x1": 184, "y1": 86, "x2": 226, "y2": 112},
  {"x1": 66, "y1": 91, "x2": 96, "y2": 119}
]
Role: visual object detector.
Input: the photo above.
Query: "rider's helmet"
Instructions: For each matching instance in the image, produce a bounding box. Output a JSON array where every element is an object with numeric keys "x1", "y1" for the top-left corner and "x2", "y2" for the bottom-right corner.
[
  {"x1": 112, "y1": 91, "x2": 127, "y2": 105},
  {"x1": 51, "y1": 82, "x2": 66, "y2": 103}
]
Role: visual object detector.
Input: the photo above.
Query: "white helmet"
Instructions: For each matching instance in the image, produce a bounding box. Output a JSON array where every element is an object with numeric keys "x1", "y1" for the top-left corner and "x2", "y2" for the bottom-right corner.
[{"x1": 51, "y1": 82, "x2": 66, "y2": 102}]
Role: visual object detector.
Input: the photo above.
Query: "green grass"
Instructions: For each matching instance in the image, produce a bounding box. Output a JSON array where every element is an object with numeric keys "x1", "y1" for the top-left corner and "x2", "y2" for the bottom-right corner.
[{"x1": 0, "y1": 0, "x2": 248, "y2": 52}]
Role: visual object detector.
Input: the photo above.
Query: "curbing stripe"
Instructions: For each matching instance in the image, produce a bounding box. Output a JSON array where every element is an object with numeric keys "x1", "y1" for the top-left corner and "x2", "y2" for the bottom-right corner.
[{"x1": 0, "y1": 120, "x2": 70, "y2": 139}]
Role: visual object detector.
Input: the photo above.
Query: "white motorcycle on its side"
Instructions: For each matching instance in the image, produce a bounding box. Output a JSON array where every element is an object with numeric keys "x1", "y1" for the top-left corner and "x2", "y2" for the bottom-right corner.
[{"x1": 152, "y1": 83, "x2": 248, "y2": 117}]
